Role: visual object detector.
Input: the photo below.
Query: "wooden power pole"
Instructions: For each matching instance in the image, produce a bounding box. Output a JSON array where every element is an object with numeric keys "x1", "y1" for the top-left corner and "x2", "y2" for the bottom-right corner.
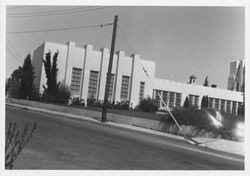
[{"x1": 101, "y1": 15, "x2": 118, "y2": 122}]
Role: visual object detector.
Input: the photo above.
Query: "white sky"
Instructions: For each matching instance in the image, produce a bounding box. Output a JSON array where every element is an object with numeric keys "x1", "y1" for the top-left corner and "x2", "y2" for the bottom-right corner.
[{"x1": 5, "y1": 5, "x2": 244, "y2": 89}]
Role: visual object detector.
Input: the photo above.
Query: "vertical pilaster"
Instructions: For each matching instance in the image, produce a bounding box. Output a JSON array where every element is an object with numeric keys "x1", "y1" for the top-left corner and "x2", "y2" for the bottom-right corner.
[
  {"x1": 64, "y1": 41, "x2": 75, "y2": 85},
  {"x1": 173, "y1": 93, "x2": 176, "y2": 107},
  {"x1": 235, "y1": 102, "x2": 239, "y2": 115},
  {"x1": 114, "y1": 51, "x2": 125, "y2": 103},
  {"x1": 80, "y1": 44, "x2": 93, "y2": 102},
  {"x1": 98, "y1": 48, "x2": 110, "y2": 100},
  {"x1": 129, "y1": 54, "x2": 140, "y2": 108}
]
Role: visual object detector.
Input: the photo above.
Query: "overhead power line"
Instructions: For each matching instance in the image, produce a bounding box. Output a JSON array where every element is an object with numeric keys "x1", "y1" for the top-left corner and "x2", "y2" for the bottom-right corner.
[
  {"x1": 7, "y1": 23, "x2": 113, "y2": 35},
  {"x1": 6, "y1": 45, "x2": 22, "y2": 64},
  {"x1": 7, "y1": 6, "x2": 116, "y2": 17},
  {"x1": 6, "y1": 39, "x2": 22, "y2": 58},
  {"x1": 7, "y1": 6, "x2": 97, "y2": 15}
]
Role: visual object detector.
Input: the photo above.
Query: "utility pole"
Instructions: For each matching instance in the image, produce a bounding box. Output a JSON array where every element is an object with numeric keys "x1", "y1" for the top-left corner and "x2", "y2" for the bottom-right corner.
[{"x1": 101, "y1": 15, "x2": 118, "y2": 122}]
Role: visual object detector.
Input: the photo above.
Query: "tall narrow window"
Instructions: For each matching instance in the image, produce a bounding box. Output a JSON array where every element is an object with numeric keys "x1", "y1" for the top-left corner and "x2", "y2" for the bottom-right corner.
[
  {"x1": 232, "y1": 101, "x2": 237, "y2": 114},
  {"x1": 169, "y1": 92, "x2": 175, "y2": 107},
  {"x1": 209, "y1": 98, "x2": 214, "y2": 108},
  {"x1": 88, "y1": 70, "x2": 99, "y2": 98},
  {"x1": 226, "y1": 100, "x2": 232, "y2": 113},
  {"x1": 108, "y1": 74, "x2": 115, "y2": 99},
  {"x1": 139, "y1": 82, "x2": 145, "y2": 101},
  {"x1": 215, "y1": 99, "x2": 220, "y2": 110},
  {"x1": 189, "y1": 95, "x2": 194, "y2": 105},
  {"x1": 70, "y1": 67, "x2": 82, "y2": 94},
  {"x1": 154, "y1": 89, "x2": 161, "y2": 107},
  {"x1": 175, "y1": 93, "x2": 182, "y2": 107},
  {"x1": 120, "y1": 76, "x2": 130, "y2": 101},
  {"x1": 162, "y1": 91, "x2": 168, "y2": 106},
  {"x1": 194, "y1": 96, "x2": 199, "y2": 107},
  {"x1": 189, "y1": 94, "x2": 199, "y2": 107},
  {"x1": 221, "y1": 100, "x2": 226, "y2": 112}
]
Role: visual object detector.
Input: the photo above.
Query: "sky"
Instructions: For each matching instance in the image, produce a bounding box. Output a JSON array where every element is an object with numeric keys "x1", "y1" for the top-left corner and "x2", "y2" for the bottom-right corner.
[{"x1": 5, "y1": 6, "x2": 245, "y2": 89}]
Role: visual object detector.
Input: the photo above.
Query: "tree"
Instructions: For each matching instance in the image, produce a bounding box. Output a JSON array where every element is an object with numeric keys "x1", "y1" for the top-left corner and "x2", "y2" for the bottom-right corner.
[
  {"x1": 10, "y1": 66, "x2": 22, "y2": 81},
  {"x1": 203, "y1": 76, "x2": 209, "y2": 87},
  {"x1": 18, "y1": 54, "x2": 35, "y2": 99},
  {"x1": 183, "y1": 96, "x2": 190, "y2": 108},
  {"x1": 201, "y1": 95, "x2": 209, "y2": 109},
  {"x1": 55, "y1": 83, "x2": 71, "y2": 104},
  {"x1": 43, "y1": 51, "x2": 59, "y2": 101},
  {"x1": 6, "y1": 67, "x2": 22, "y2": 98},
  {"x1": 139, "y1": 97, "x2": 159, "y2": 113}
]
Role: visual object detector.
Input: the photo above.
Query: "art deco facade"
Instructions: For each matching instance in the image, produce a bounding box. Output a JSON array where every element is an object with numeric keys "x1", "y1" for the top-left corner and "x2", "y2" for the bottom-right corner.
[{"x1": 32, "y1": 41, "x2": 243, "y2": 114}]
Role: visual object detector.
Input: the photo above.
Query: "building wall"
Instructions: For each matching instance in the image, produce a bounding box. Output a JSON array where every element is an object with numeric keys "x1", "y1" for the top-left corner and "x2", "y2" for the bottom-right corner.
[
  {"x1": 228, "y1": 60, "x2": 245, "y2": 92},
  {"x1": 32, "y1": 43, "x2": 45, "y2": 90},
  {"x1": 153, "y1": 78, "x2": 243, "y2": 114},
  {"x1": 32, "y1": 41, "x2": 243, "y2": 114},
  {"x1": 64, "y1": 41, "x2": 85, "y2": 91},
  {"x1": 33, "y1": 41, "x2": 155, "y2": 107}
]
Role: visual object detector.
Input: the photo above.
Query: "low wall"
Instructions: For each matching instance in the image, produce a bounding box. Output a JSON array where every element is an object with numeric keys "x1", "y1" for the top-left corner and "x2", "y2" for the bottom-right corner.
[
  {"x1": 6, "y1": 98, "x2": 164, "y2": 131},
  {"x1": 6, "y1": 99, "x2": 223, "y2": 139}
]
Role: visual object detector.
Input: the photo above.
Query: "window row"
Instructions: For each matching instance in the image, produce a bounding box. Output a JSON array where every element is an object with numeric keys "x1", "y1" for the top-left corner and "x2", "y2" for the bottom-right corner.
[
  {"x1": 154, "y1": 90, "x2": 182, "y2": 108},
  {"x1": 208, "y1": 98, "x2": 242, "y2": 114},
  {"x1": 71, "y1": 68, "x2": 133, "y2": 101}
]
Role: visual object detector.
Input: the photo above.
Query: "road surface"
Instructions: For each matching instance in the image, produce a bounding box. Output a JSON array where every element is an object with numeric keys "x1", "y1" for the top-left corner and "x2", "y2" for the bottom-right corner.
[{"x1": 5, "y1": 105, "x2": 244, "y2": 170}]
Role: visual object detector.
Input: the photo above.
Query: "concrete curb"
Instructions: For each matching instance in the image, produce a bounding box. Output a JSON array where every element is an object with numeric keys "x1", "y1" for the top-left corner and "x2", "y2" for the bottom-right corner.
[{"x1": 6, "y1": 102, "x2": 244, "y2": 157}]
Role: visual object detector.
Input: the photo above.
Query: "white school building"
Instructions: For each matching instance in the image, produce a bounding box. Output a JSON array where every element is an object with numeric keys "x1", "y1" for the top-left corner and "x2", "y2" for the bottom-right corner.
[{"x1": 32, "y1": 41, "x2": 244, "y2": 114}]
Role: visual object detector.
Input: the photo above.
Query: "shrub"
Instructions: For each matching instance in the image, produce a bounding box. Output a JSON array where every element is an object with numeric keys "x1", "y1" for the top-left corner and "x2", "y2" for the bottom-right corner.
[
  {"x1": 170, "y1": 108, "x2": 215, "y2": 130},
  {"x1": 107, "y1": 100, "x2": 115, "y2": 109},
  {"x1": 55, "y1": 84, "x2": 71, "y2": 104},
  {"x1": 87, "y1": 96, "x2": 98, "y2": 107},
  {"x1": 71, "y1": 97, "x2": 85, "y2": 106},
  {"x1": 5, "y1": 122, "x2": 37, "y2": 169},
  {"x1": 115, "y1": 100, "x2": 130, "y2": 110},
  {"x1": 40, "y1": 94, "x2": 55, "y2": 103},
  {"x1": 86, "y1": 97, "x2": 130, "y2": 110},
  {"x1": 29, "y1": 87, "x2": 41, "y2": 101},
  {"x1": 164, "y1": 107, "x2": 244, "y2": 141},
  {"x1": 139, "y1": 97, "x2": 159, "y2": 113},
  {"x1": 6, "y1": 80, "x2": 20, "y2": 98},
  {"x1": 238, "y1": 104, "x2": 245, "y2": 116},
  {"x1": 41, "y1": 84, "x2": 71, "y2": 104}
]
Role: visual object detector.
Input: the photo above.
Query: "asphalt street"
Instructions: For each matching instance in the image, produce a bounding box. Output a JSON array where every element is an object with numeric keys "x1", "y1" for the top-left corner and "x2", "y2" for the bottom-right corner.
[{"x1": 5, "y1": 105, "x2": 244, "y2": 170}]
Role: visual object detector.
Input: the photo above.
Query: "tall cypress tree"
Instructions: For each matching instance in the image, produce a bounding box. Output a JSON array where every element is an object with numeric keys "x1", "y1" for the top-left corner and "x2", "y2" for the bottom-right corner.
[
  {"x1": 43, "y1": 51, "x2": 59, "y2": 100},
  {"x1": 203, "y1": 76, "x2": 209, "y2": 87},
  {"x1": 201, "y1": 95, "x2": 209, "y2": 109},
  {"x1": 43, "y1": 51, "x2": 52, "y2": 95},
  {"x1": 183, "y1": 96, "x2": 190, "y2": 108},
  {"x1": 206, "y1": 95, "x2": 209, "y2": 108},
  {"x1": 51, "y1": 52, "x2": 59, "y2": 96},
  {"x1": 18, "y1": 54, "x2": 34, "y2": 99}
]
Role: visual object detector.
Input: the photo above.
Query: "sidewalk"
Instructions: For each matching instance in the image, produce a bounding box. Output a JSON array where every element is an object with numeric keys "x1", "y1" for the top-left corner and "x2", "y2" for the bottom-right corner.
[{"x1": 6, "y1": 102, "x2": 244, "y2": 157}]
